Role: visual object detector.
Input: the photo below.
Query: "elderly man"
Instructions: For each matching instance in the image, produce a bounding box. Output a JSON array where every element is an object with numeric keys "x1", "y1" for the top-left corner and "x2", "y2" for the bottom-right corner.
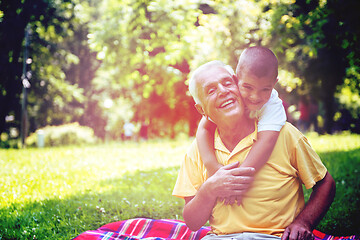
[{"x1": 172, "y1": 60, "x2": 335, "y2": 240}]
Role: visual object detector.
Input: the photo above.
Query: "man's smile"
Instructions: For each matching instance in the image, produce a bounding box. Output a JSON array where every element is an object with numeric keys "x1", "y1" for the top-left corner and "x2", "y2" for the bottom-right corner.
[{"x1": 218, "y1": 98, "x2": 236, "y2": 109}]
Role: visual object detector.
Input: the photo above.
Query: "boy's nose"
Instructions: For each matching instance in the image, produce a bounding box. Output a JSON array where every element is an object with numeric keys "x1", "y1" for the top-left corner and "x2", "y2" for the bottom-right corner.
[{"x1": 249, "y1": 94, "x2": 260, "y2": 101}]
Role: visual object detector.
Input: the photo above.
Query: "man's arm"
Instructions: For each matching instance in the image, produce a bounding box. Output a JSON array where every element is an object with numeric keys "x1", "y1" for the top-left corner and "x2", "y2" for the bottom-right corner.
[
  {"x1": 182, "y1": 162, "x2": 255, "y2": 231},
  {"x1": 282, "y1": 172, "x2": 336, "y2": 240}
]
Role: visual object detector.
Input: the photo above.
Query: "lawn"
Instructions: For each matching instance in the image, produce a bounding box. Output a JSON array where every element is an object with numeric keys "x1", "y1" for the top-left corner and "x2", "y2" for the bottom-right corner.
[{"x1": 0, "y1": 133, "x2": 359, "y2": 239}]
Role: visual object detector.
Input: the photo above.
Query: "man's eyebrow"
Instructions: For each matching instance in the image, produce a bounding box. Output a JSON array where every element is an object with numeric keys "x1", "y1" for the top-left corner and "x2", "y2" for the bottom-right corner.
[{"x1": 203, "y1": 82, "x2": 215, "y2": 91}]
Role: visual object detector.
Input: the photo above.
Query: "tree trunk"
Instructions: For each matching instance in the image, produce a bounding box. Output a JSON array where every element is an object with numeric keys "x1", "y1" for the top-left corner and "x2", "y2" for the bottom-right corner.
[{"x1": 322, "y1": 85, "x2": 336, "y2": 134}]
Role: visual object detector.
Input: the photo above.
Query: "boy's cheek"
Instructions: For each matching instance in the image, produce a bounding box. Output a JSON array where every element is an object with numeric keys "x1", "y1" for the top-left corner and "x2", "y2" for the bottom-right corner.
[{"x1": 238, "y1": 88, "x2": 248, "y2": 98}]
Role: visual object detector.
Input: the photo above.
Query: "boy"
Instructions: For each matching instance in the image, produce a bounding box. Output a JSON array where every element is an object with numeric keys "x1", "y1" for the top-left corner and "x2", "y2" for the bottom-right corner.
[{"x1": 196, "y1": 46, "x2": 286, "y2": 205}]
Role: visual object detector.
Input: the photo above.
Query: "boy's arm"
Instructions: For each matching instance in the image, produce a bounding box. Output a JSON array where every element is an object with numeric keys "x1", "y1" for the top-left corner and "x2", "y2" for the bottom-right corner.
[
  {"x1": 240, "y1": 130, "x2": 279, "y2": 171},
  {"x1": 225, "y1": 130, "x2": 279, "y2": 206},
  {"x1": 196, "y1": 116, "x2": 222, "y2": 176},
  {"x1": 243, "y1": 89, "x2": 285, "y2": 171},
  {"x1": 229, "y1": 89, "x2": 285, "y2": 205}
]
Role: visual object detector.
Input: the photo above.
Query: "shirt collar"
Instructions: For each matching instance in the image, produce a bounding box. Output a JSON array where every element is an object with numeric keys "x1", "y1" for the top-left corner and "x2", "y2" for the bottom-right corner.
[{"x1": 214, "y1": 122, "x2": 258, "y2": 157}]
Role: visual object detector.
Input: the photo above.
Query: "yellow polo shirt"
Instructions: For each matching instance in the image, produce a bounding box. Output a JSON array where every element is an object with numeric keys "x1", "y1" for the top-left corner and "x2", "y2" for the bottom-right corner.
[{"x1": 172, "y1": 122, "x2": 327, "y2": 236}]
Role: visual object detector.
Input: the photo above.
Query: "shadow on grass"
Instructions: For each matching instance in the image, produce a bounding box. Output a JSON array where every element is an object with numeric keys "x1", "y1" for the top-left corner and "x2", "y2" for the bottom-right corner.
[
  {"x1": 0, "y1": 166, "x2": 184, "y2": 240},
  {"x1": 1, "y1": 148, "x2": 359, "y2": 240}
]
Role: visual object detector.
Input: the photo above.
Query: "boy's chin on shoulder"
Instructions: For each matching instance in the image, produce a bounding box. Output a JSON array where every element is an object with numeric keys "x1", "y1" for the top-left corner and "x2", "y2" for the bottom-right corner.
[{"x1": 248, "y1": 109, "x2": 261, "y2": 119}]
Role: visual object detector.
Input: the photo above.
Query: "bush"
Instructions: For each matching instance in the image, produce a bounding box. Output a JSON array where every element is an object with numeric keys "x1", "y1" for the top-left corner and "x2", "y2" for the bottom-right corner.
[
  {"x1": 26, "y1": 123, "x2": 97, "y2": 147},
  {"x1": 0, "y1": 139, "x2": 19, "y2": 149}
]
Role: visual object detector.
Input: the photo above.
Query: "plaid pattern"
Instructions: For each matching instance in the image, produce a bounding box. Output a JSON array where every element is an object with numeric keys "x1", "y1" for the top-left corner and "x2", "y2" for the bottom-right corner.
[
  {"x1": 72, "y1": 218, "x2": 210, "y2": 240},
  {"x1": 313, "y1": 230, "x2": 359, "y2": 240},
  {"x1": 73, "y1": 218, "x2": 359, "y2": 240}
]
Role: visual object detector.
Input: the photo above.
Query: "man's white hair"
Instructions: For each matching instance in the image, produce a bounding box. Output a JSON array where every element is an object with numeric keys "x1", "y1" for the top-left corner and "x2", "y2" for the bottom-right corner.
[{"x1": 188, "y1": 60, "x2": 235, "y2": 104}]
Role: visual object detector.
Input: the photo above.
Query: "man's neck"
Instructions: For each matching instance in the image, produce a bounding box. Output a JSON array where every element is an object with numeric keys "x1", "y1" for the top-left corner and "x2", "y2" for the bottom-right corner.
[{"x1": 218, "y1": 116, "x2": 255, "y2": 152}]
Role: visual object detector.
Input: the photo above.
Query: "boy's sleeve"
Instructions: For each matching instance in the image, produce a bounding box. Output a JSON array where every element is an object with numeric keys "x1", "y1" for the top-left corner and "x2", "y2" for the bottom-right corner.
[{"x1": 258, "y1": 89, "x2": 287, "y2": 132}]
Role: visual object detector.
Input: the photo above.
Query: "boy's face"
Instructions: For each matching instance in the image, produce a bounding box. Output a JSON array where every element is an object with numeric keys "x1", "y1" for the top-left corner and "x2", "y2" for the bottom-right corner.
[{"x1": 237, "y1": 72, "x2": 277, "y2": 112}]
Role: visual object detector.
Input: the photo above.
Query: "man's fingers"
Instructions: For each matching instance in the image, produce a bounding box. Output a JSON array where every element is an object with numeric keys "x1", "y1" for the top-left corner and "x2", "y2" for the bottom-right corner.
[
  {"x1": 235, "y1": 195, "x2": 243, "y2": 206},
  {"x1": 229, "y1": 175, "x2": 254, "y2": 186},
  {"x1": 227, "y1": 196, "x2": 236, "y2": 205},
  {"x1": 289, "y1": 229, "x2": 299, "y2": 240},
  {"x1": 230, "y1": 167, "x2": 255, "y2": 176},
  {"x1": 303, "y1": 232, "x2": 313, "y2": 240},
  {"x1": 230, "y1": 189, "x2": 247, "y2": 196},
  {"x1": 222, "y1": 161, "x2": 240, "y2": 170},
  {"x1": 302, "y1": 230, "x2": 314, "y2": 240},
  {"x1": 281, "y1": 228, "x2": 289, "y2": 240}
]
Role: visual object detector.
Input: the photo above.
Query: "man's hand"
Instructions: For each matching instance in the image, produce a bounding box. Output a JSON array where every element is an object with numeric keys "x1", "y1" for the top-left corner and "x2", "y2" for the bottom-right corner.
[
  {"x1": 183, "y1": 162, "x2": 255, "y2": 231},
  {"x1": 222, "y1": 194, "x2": 244, "y2": 206},
  {"x1": 206, "y1": 162, "x2": 255, "y2": 200},
  {"x1": 281, "y1": 222, "x2": 314, "y2": 240},
  {"x1": 282, "y1": 172, "x2": 335, "y2": 240}
]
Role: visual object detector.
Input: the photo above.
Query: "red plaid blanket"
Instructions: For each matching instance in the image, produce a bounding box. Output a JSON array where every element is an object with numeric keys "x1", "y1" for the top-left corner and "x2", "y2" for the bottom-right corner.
[{"x1": 72, "y1": 218, "x2": 359, "y2": 240}]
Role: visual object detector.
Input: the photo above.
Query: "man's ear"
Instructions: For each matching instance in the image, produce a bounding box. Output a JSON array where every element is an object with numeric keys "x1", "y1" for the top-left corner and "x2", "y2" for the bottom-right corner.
[{"x1": 194, "y1": 103, "x2": 206, "y2": 116}]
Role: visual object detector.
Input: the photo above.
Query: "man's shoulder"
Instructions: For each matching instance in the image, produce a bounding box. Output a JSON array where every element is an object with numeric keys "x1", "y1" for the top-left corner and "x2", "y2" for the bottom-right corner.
[
  {"x1": 279, "y1": 122, "x2": 304, "y2": 143},
  {"x1": 186, "y1": 138, "x2": 201, "y2": 160},
  {"x1": 281, "y1": 122, "x2": 302, "y2": 133}
]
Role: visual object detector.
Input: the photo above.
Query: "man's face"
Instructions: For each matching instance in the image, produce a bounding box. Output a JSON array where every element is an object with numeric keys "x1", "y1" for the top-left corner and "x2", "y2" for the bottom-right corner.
[
  {"x1": 196, "y1": 67, "x2": 243, "y2": 124},
  {"x1": 237, "y1": 72, "x2": 277, "y2": 112}
]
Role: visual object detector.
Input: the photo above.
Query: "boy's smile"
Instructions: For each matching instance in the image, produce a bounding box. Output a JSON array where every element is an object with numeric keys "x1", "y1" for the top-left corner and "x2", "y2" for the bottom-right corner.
[{"x1": 237, "y1": 72, "x2": 277, "y2": 112}]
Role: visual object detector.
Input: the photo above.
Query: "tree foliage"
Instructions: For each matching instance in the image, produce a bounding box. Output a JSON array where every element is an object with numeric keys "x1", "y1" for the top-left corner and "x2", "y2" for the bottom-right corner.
[
  {"x1": 0, "y1": 0, "x2": 84, "y2": 138},
  {"x1": 87, "y1": 0, "x2": 273, "y2": 137},
  {"x1": 87, "y1": 0, "x2": 202, "y2": 137},
  {"x1": 268, "y1": 0, "x2": 360, "y2": 132},
  {"x1": 1, "y1": 0, "x2": 359, "y2": 143}
]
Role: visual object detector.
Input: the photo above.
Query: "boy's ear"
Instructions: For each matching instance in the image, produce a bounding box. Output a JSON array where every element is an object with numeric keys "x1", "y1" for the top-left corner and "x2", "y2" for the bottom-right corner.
[
  {"x1": 194, "y1": 103, "x2": 206, "y2": 116},
  {"x1": 275, "y1": 77, "x2": 279, "y2": 84}
]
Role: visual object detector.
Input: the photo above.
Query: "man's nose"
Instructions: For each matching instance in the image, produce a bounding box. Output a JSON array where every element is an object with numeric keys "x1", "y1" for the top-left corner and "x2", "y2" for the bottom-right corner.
[{"x1": 218, "y1": 84, "x2": 229, "y2": 95}]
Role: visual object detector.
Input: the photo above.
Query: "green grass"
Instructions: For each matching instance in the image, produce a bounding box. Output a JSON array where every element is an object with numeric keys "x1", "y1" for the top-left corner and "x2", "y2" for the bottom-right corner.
[{"x1": 0, "y1": 134, "x2": 359, "y2": 239}]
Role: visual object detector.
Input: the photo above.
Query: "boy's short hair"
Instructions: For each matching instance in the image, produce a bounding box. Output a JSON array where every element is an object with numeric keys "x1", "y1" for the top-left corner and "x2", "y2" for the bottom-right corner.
[
  {"x1": 236, "y1": 46, "x2": 278, "y2": 81},
  {"x1": 188, "y1": 60, "x2": 235, "y2": 104}
]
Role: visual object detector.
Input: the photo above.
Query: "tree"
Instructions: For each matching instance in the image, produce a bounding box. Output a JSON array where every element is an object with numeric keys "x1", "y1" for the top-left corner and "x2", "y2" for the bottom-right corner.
[
  {"x1": 0, "y1": 0, "x2": 105, "y2": 143},
  {"x1": 87, "y1": 0, "x2": 269, "y2": 137},
  {"x1": 268, "y1": 0, "x2": 360, "y2": 133},
  {"x1": 0, "y1": 0, "x2": 84, "y2": 141},
  {"x1": 88, "y1": 0, "x2": 203, "y2": 137}
]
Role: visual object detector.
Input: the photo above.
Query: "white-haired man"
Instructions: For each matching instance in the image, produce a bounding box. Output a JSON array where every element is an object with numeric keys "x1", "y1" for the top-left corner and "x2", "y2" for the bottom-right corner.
[{"x1": 173, "y1": 60, "x2": 335, "y2": 240}]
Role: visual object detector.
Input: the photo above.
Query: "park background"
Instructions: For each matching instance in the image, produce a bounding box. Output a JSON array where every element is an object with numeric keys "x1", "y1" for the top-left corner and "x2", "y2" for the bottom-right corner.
[{"x1": 0, "y1": 0, "x2": 359, "y2": 239}]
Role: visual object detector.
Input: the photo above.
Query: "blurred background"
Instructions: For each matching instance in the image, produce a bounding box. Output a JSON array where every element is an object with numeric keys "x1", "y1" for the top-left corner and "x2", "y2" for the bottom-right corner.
[{"x1": 1, "y1": 0, "x2": 359, "y2": 148}]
